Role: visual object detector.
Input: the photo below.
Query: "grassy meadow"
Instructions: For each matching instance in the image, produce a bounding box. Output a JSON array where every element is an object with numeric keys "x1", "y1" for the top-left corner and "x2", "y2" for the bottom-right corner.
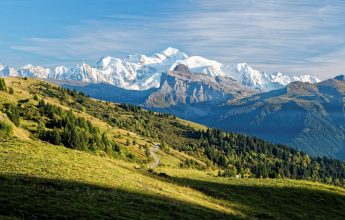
[{"x1": 0, "y1": 138, "x2": 345, "y2": 219}]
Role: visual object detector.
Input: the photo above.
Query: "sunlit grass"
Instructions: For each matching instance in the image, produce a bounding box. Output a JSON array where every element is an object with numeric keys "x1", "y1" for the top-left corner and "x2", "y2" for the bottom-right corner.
[{"x1": 1, "y1": 138, "x2": 345, "y2": 219}]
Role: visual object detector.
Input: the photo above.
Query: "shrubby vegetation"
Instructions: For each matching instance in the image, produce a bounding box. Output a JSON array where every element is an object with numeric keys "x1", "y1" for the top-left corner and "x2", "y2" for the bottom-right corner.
[
  {"x1": 0, "y1": 120, "x2": 12, "y2": 138},
  {"x1": 179, "y1": 159, "x2": 206, "y2": 170},
  {"x1": 4, "y1": 104, "x2": 20, "y2": 126},
  {"x1": 0, "y1": 77, "x2": 14, "y2": 94}
]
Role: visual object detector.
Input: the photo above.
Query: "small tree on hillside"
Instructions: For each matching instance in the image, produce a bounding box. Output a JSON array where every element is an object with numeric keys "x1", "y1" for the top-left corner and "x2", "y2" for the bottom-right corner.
[
  {"x1": 6, "y1": 105, "x2": 20, "y2": 126},
  {"x1": 0, "y1": 78, "x2": 7, "y2": 91},
  {"x1": 144, "y1": 143, "x2": 150, "y2": 157},
  {"x1": 51, "y1": 127, "x2": 61, "y2": 145},
  {"x1": 36, "y1": 122, "x2": 46, "y2": 139},
  {"x1": 33, "y1": 94, "x2": 39, "y2": 101},
  {"x1": 8, "y1": 87, "x2": 14, "y2": 94}
]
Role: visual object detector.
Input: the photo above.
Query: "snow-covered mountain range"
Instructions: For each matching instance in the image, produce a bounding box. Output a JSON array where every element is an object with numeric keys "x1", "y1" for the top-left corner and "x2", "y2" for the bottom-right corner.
[{"x1": 0, "y1": 47, "x2": 320, "y2": 91}]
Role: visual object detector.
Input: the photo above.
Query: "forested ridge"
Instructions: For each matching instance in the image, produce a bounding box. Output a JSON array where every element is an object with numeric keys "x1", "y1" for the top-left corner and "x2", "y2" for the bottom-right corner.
[{"x1": 189, "y1": 129, "x2": 345, "y2": 185}]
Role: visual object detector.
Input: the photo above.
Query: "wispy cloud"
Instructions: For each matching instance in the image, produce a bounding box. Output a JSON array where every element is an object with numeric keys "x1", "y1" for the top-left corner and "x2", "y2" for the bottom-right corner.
[
  {"x1": 9, "y1": 0, "x2": 345, "y2": 78},
  {"x1": 173, "y1": 0, "x2": 345, "y2": 78}
]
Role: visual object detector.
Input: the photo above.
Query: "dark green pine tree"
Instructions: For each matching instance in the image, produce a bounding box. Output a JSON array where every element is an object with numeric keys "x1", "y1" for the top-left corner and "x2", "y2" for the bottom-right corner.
[
  {"x1": 51, "y1": 127, "x2": 61, "y2": 145},
  {"x1": 262, "y1": 165, "x2": 269, "y2": 178}
]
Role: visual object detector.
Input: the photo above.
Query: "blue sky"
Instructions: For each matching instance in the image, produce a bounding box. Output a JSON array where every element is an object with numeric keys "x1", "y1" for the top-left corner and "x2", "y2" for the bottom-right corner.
[{"x1": 0, "y1": 0, "x2": 344, "y2": 79}]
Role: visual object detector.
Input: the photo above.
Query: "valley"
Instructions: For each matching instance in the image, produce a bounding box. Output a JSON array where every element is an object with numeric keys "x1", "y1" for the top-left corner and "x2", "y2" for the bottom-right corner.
[{"x1": 60, "y1": 67, "x2": 345, "y2": 160}]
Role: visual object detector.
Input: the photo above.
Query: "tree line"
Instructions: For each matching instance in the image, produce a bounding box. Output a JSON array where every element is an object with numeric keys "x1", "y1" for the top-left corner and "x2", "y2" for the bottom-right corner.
[{"x1": 188, "y1": 128, "x2": 345, "y2": 185}]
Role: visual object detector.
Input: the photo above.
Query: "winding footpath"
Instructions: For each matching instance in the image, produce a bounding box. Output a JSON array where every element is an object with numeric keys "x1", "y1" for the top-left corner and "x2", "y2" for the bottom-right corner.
[{"x1": 149, "y1": 144, "x2": 160, "y2": 169}]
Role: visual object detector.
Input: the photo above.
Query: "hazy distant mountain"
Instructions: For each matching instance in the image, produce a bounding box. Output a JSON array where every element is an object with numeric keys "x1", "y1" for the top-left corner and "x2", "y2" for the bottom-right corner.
[
  {"x1": 228, "y1": 63, "x2": 320, "y2": 91},
  {"x1": 49, "y1": 79, "x2": 156, "y2": 106},
  {"x1": 0, "y1": 47, "x2": 320, "y2": 92},
  {"x1": 202, "y1": 75, "x2": 345, "y2": 159}
]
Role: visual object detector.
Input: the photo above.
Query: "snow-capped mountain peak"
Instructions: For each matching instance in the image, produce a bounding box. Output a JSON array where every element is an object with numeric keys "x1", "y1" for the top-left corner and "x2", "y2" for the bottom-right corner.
[
  {"x1": 54, "y1": 66, "x2": 69, "y2": 75},
  {"x1": 17, "y1": 64, "x2": 50, "y2": 78},
  {"x1": 157, "y1": 47, "x2": 188, "y2": 60},
  {"x1": 96, "y1": 56, "x2": 118, "y2": 69},
  {"x1": 170, "y1": 56, "x2": 227, "y2": 77},
  {"x1": 230, "y1": 63, "x2": 268, "y2": 89},
  {"x1": 0, "y1": 66, "x2": 19, "y2": 77},
  {"x1": 228, "y1": 63, "x2": 321, "y2": 91},
  {"x1": 161, "y1": 47, "x2": 180, "y2": 56},
  {"x1": 0, "y1": 47, "x2": 320, "y2": 92}
]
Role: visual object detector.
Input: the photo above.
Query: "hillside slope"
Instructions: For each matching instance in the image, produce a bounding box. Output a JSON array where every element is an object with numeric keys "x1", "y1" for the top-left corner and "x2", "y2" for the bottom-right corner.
[
  {"x1": 1, "y1": 139, "x2": 345, "y2": 219},
  {"x1": 0, "y1": 77, "x2": 208, "y2": 168}
]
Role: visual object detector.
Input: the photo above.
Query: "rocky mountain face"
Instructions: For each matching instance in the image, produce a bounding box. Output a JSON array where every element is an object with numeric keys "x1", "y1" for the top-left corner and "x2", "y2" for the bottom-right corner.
[
  {"x1": 144, "y1": 64, "x2": 254, "y2": 118},
  {"x1": 0, "y1": 47, "x2": 319, "y2": 92},
  {"x1": 145, "y1": 64, "x2": 253, "y2": 107},
  {"x1": 201, "y1": 75, "x2": 345, "y2": 160}
]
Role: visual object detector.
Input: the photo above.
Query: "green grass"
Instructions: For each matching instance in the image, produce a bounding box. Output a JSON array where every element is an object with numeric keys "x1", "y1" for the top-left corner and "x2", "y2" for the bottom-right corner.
[{"x1": 1, "y1": 138, "x2": 345, "y2": 219}]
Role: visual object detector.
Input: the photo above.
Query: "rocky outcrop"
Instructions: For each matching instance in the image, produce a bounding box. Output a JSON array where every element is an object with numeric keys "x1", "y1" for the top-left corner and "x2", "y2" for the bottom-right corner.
[{"x1": 145, "y1": 64, "x2": 253, "y2": 108}]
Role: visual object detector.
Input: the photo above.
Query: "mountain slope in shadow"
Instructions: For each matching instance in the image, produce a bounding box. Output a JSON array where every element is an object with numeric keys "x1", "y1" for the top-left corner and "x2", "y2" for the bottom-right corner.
[{"x1": 203, "y1": 76, "x2": 345, "y2": 159}]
